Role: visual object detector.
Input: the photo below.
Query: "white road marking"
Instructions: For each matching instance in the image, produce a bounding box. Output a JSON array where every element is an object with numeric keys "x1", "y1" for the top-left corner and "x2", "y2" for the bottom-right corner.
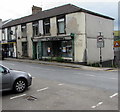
[
  {"x1": 37, "y1": 87, "x2": 49, "y2": 92},
  {"x1": 75, "y1": 73, "x2": 117, "y2": 80},
  {"x1": 91, "y1": 102, "x2": 103, "y2": 109},
  {"x1": 10, "y1": 94, "x2": 26, "y2": 100},
  {"x1": 110, "y1": 93, "x2": 118, "y2": 98},
  {"x1": 91, "y1": 106, "x2": 96, "y2": 109},
  {"x1": 96, "y1": 102, "x2": 103, "y2": 106},
  {"x1": 85, "y1": 74, "x2": 95, "y2": 77},
  {"x1": 58, "y1": 83, "x2": 64, "y2": 86},
  {"x1": 110, "y1": 78, "x2": 117, "y2": 80},
  {"x1": 32, "y1": 77, "x2": 35, "y2": 78}
]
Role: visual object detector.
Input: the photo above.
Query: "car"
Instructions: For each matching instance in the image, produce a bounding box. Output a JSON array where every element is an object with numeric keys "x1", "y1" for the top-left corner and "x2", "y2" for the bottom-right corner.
[{"x1": 0, "y1": 64, "x2": 32, "y2": 93}]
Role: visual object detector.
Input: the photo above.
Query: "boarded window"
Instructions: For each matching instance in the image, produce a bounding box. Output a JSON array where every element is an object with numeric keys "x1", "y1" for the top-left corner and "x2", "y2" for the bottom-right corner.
[
  {"x1": 43, "y1": 18, "x2": 50, "y2": 35},
  {"x1": 33, "y1": 21, "x2": 39, "y2": 37}
]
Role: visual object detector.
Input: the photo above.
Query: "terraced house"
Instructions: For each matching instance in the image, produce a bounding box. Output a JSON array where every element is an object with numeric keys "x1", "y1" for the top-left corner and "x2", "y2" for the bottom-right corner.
[{"x1": 1, "y1": 4, "x2": 114, "y2": 64}]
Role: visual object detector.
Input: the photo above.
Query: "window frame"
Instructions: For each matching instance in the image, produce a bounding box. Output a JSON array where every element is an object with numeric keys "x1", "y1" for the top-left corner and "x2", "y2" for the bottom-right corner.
[
  {"x1": 57, "y1": 15, "x2": 66, "y2": 34},
  {"x1": 7, "y1": 27, "x2": 12, "y2": 40},
  {"x1": 43, "y1": 18, "x2": 50, "y2": 35},
  {"x1": 21, "y1": 24, "x2": 27, "y2": 38},
  {"x1": 32, "y1": 21, "x2": 39, "y2": 37}
]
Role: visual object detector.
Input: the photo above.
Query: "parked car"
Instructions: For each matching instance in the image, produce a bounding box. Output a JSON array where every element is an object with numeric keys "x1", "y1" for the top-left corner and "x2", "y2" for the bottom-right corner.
[{"x1": 0, "y1": 64, "x2": 32, "y2": 93}]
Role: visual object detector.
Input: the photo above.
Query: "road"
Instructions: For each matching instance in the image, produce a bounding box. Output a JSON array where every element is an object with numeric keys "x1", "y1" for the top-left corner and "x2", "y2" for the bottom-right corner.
[{"x1": 1, "y1": 60, "x2": 118, "y2": 110}]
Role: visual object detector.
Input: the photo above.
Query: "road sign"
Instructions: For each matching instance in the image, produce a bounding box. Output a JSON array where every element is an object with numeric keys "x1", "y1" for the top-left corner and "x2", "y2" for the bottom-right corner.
[
  {"x1": 114, "y1": 40, "x2": 120, "y2": 47},
  {"x1": 97, "y1": 35, "x2": 104, "y2": 48}
]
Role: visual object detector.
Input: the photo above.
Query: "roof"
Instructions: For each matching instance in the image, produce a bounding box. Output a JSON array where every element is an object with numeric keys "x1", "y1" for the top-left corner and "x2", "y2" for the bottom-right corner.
[
  {"x1": 2, "y1": 19, "x2": 13, "y2": 25},
  {"x1": 2, "y1": 4, "x2": 114, "y2": 28}
]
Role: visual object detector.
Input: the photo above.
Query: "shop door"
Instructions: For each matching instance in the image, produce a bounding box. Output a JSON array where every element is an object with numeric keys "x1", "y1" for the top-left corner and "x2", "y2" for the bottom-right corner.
[
  {"x1": 52, "y1": 41, "x2": 61, "y2": 57},
  {"x1": 33, "y1": 42, "x2": 37, "y2": 59}
]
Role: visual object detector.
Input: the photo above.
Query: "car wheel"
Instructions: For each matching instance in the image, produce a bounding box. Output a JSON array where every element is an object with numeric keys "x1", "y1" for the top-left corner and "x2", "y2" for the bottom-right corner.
[{"x1": 14, "y1": 79, "x2": 27, "y2": 93}]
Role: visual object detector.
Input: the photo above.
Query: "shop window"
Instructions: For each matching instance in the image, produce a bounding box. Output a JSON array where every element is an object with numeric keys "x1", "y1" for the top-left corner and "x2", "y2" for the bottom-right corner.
[
  {"x1": 61, "y1": 40, "x2": 72, "y2": 57},
  {"x1": 21, "y1": 24, "x2": 27, "y2": 38},
  {"x1": 43, "y1": 18, "x2": 50, "y2": 35},
  {"x1": 42, "y1": 42, "x2": 52, "y2": 57},
  {"x1": 57, "y1": 15, "x2": 65, "y2": 34},
  {"x1": 33, "y1": 21, "x2": 39, "y2": 37}
]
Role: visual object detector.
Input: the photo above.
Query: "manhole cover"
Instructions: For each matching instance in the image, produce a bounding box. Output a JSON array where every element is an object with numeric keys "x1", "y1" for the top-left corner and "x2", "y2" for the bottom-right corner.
[{"x1": 26, "y1": 96, "x2": 37, "y2": 101}]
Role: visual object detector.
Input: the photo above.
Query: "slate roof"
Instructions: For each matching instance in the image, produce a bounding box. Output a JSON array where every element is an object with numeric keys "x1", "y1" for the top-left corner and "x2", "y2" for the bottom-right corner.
[{"x1": 2, "y1": 4, "x2": 114, "y2": 28}]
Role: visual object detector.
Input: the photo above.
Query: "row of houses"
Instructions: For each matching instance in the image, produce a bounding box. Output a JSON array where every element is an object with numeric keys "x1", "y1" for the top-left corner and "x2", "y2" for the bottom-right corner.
[{"x1": 0, "y1": 4, "x2": 115, "y2": 65}]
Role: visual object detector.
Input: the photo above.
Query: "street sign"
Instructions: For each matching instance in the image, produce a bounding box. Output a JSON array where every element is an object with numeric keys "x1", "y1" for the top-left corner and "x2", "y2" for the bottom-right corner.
[
  {"x1": 97, "y1": 35, "x2": 104, "y2": 48},
  {"x1": 114, "y1": 40, "x2": 120, "y2": 47}
]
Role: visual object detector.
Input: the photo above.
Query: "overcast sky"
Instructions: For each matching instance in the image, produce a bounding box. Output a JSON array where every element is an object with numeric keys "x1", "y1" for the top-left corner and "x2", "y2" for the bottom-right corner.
[{"x1": 0, "y1": 0, "x2": 118, "y2": 30}]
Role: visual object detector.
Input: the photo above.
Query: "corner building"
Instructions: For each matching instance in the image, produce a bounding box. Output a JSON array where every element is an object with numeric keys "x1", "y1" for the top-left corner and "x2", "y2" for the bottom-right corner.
[{"x1": 2, "y1": 4, "x2": 114, "y2": 64}]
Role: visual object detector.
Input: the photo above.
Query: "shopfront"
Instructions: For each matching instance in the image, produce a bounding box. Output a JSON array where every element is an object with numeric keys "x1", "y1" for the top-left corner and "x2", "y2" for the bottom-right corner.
[
  {"x1": 0, "y1": 40, "x2": 16, "y2": 58},
  {"x1": 37, "y1": 36, "x2": 74, "y2": 60}
]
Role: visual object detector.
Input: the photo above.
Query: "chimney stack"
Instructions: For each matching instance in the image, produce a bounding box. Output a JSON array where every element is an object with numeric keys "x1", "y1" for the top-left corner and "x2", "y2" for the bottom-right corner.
[{"x1": 32, "y1": 5, "x2": 42, "y2": 15}]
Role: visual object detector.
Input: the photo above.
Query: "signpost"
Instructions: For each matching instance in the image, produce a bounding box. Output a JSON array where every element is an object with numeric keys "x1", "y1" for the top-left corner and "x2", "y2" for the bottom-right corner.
[{"x1": 97, "y1": 33, "x2": 104, "y2": 67}]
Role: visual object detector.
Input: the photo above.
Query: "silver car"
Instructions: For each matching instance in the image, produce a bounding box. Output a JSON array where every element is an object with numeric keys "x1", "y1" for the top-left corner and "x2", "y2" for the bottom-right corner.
[{"x1": 0, "y1": 64, "x2": 32, "y2": 93}]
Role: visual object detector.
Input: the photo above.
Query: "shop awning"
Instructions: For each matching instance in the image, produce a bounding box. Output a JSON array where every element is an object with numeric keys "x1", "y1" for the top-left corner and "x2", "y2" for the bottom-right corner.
[{"x1": 0, "y1": 40, "x2": 16, "y2": 44}]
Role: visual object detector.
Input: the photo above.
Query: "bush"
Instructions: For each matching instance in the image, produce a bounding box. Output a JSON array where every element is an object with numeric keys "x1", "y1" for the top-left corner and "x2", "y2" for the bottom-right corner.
[{"x1": 56, "y1": 57, "x2": 64, "y2": 62}]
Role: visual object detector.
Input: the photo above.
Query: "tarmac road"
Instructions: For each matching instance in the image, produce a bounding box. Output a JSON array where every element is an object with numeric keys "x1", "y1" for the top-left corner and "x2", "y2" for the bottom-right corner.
[{"x1": 1, "y1": 60, "x2": 118, "y2": 110}]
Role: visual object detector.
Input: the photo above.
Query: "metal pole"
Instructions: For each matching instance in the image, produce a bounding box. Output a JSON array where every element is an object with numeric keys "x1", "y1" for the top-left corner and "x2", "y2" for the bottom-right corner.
[{"x1": 100, "y1": 47, "x2": 102, "y2": 67}]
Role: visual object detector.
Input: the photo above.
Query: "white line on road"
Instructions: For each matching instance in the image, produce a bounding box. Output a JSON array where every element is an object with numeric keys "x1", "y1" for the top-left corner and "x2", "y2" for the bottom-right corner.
[
  {"x1": 110, "y1": 93, "x2": 118, "y2": 98},
  {"x1": 58, "y1": 83, "x2": 64, "y2": 86},
  {"x1": 91, "y1": 106, "x2": 96, "y2": 109},
  {"x1": 37, "y1": 87, "x2": 49, "y2": 92},
  {"x1": 32, "y1": 77, "x2": 35, "y2": 78},
  {"x1": 85, "y1": 74, "x2": 95, "y2": 77},
  {"x1": 10, "y1": 94, "x2": 26, "y2": 100},
  {"x1": 96, "y1": 102, "x2": 103, "y2": 106},
  {"x1": 91, "y1": 102, "x2": 103, "y2": 109},
  {"x1": 75, "y1": 73, "x2": 117, "y2": 80}
]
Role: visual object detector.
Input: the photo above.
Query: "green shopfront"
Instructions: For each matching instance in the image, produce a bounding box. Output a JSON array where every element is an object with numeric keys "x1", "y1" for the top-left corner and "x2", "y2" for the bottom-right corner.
[{"x1": 36, "y1": 36, "x2": 74, "y2": 61}]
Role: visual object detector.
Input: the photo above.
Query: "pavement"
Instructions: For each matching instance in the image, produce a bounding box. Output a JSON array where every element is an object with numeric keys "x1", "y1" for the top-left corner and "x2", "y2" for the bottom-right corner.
[{"x1": 3, "y1": 58, "x2": 118, "y2": 72}]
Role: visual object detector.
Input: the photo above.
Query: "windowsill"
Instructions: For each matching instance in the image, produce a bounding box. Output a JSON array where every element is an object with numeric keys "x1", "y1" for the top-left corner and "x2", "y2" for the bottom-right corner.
[{"x1": 44, "y1": 33, "x2": 51, "y2": 36}]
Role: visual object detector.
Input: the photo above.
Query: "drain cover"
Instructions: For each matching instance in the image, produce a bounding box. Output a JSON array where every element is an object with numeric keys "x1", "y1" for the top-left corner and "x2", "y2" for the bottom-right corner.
[{"x1": 26, "y1": 96, "x2": 37, "y2": 101}]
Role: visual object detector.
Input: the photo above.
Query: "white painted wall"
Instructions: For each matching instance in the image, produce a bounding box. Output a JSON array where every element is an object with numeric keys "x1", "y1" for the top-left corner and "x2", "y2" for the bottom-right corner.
[
  {"x1": 86, "y1": 13, "x2": 114, "y2": 64},
  {"x1": 39, "y1": 20, "x2": 44, "y2": 35},
  {"x1": 16, "y1": 25, "x2": 22, "y2": 58},
  {"x1": 27, "y1": 22, "x2": 33, "y2": 58},
  {"x1": 5, "y1": 28, "x2": 7, "y2": 41},
  {"x1": 50, "y1": 17, "x2": 57, "y2": 36},
  {"x1": 66, "y1": 12, "x2": 86, "y2": 62},
  {"x1": 0, "y1": 19, "x2": 2, "y2": 41}
]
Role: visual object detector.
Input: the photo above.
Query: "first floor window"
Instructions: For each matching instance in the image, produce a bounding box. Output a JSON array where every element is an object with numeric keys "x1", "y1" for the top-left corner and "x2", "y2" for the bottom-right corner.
[
  {"x1": 33, "y1": 21, "x2": 39, "y2": 37},
  {"x1": 43, "y1": 18, "x2": 50, "y2": 35},
  {"x1": 57, "y1": 15, "x2": 65, "y2": 34}
]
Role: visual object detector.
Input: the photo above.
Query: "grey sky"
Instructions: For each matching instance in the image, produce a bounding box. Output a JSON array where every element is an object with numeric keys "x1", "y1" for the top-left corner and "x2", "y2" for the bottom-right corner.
[{"x1": 0, "y1": 0, "x2": 118, "y2": 30}]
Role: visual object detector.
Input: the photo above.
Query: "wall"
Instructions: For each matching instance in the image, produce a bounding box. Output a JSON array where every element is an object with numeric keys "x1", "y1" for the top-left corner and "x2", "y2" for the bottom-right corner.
[
  {"x1": 50, "y1": 17, "x2": 57, "y2": 36},
  {"x1": 0, "y1": 19, "x2": 2, "y2": 41},
  {"x1": 86, "y1": 13, "x2": 114, "y2": 64},
  {"x1": 66, "y1": 12, "x2": 86, "y2": 62},
  {"x1": 16, "y1": 25, "x2": 22, "y2": 58},
  {"x1": 26, "y1": 23, "x2": 33, "y2": 58},
  {"x1": 39, "y1": 20, "x2": 44, "y2": 35}
]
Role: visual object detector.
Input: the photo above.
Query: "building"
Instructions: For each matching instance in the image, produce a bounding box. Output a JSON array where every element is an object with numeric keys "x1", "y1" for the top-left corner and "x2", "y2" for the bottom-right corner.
[{"x1": 2, "y1": 4, "x2": 114, "y2": 65}]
